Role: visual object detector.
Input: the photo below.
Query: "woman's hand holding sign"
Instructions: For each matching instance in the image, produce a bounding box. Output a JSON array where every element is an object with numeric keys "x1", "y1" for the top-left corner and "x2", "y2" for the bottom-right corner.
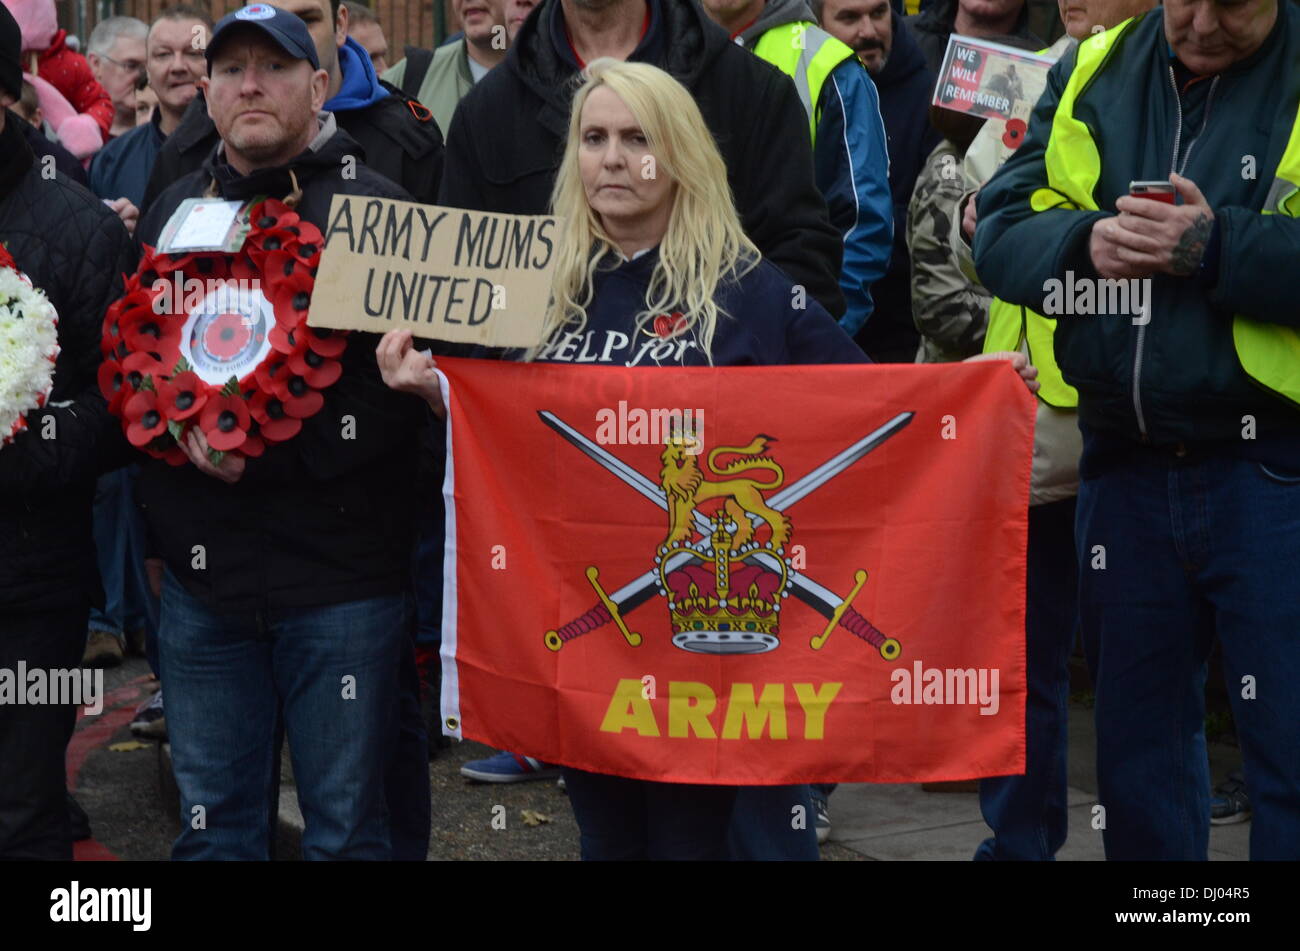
[{"x1": 377, "y1": 330, "x2": 446, "y2": 420}]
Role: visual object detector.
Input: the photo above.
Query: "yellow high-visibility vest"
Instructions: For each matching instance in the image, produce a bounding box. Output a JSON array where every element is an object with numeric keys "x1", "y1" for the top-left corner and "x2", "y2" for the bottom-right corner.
[
  {"x1": 988, "y1": 17, "x2": 1300, "y2": 407},
  {"x1": 753, "y1": 23, "x2": 858, "y2": 147}
]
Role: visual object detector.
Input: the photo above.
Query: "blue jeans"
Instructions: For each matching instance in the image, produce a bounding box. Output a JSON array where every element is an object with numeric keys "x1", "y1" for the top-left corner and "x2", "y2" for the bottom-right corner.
[
  {"x1": 1076, "y1": 440, "x2": 1300, "y2": 860},
  {"x1": 159, "y1": 572, "x2": 408, "y2": 860},
  {"x1": 561, "y1": 767, "x2": 737, "y2": 860},
  {"x1": 976, "y1": 497, "x2": 1078, "y2": 860},
  {"x1": 727, "y1": 785, "x2": 820, "y2": 860}
]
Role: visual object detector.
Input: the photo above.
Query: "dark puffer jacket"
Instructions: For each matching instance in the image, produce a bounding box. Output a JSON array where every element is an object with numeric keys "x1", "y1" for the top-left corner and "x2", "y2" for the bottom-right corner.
[
  {"x1": 0, "y1": 114, "x2": 134, "y2": 615},
  {"x1": 135, "y1": 119, "x2": 427, "y2": 614},
  {"x1": 439, "y1": 0, "x2": 846, "y2": 320}
]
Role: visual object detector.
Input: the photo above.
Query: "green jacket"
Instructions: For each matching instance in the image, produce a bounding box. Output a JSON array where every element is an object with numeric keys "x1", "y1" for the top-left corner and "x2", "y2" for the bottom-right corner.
[
  {"x1": 975, "y1": 7, "x2": 1300, "y2": 447},
  {"x1": 383, "y1": 38, "x2": 476, "y2": 142}
]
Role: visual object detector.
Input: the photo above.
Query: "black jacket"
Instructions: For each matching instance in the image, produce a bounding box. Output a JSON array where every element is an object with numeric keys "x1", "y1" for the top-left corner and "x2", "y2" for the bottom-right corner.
[
  {"x1": 438, "y1": 0, "x2": 846, "y2": 319},
  {"x1": 0, "y1": 117, "x2": 134, "y2": 615},
  {"x1": 139, "y1": 79, "x2": 443, "y2": 212},
  {"x1": 135, "y1": 121, "x2": 427, "y2": 614}
]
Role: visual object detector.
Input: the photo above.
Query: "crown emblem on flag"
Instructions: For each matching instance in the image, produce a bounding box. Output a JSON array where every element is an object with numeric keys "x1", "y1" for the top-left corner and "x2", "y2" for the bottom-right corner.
[
  {"x1": 537, "y1": 411, "x2": 914, "y2": 661},
  {"x1": 652, "y1": 435, "x2": 795, "y2": 654}
]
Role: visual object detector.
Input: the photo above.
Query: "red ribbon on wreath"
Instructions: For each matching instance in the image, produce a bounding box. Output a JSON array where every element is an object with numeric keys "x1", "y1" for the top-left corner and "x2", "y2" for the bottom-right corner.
[{"x1": 100, "y1": 199, "x2": 346, "y2": 466}]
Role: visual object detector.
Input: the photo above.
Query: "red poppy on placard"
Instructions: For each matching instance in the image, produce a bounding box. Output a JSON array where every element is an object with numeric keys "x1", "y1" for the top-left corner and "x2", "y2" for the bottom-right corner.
[
  {"x1": 157, "y1": 371, "x2": 208, "y2": 421},
  {"x1": 288, "y1": 347, "x2": 342, "y2": 389},
  {"x1": 123, "y1": 390, "x2": 167, "y2": 447},
  {"x1": 97, "y1": 359, "x2": 128, "y2": 414},
  {"x1": 1002, "y1": 118, "x2": 1028, "y2": 150},
  {"x1": 198, "y1": 393, "x2": 251, "y2": 452},
  {"x1": 248, "y1": 388, "x2": 304, "y2": 442}
]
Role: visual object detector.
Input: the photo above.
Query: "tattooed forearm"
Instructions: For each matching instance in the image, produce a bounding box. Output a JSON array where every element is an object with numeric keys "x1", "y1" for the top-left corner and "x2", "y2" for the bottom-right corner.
[{"x1": 1170, "y1": 211, "x2": 1213, "y2": 276}]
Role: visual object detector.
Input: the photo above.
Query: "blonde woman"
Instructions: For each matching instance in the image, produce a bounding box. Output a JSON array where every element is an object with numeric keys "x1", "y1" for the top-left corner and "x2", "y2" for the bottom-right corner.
[{"x1": 377, "y1": 59, "x2": 1036, "y2": 859}]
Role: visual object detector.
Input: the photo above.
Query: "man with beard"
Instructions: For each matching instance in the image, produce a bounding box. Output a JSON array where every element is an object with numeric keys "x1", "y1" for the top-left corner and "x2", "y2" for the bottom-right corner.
[
  {"x1": 817, "y1": 0, "x2": 938, "y2": 360},
  {"x1": 140, "y1": 0, "x2": 443, "y2": 211},
  {"x1": 135, "y1": 5, "x2": 427, "y2": 860}
]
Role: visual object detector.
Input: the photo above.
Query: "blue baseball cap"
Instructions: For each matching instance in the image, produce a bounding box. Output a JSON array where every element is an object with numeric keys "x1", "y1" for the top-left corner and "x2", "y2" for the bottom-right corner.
[{"x1": 206, "y1": 4, "x2": 320, "y2": 71}]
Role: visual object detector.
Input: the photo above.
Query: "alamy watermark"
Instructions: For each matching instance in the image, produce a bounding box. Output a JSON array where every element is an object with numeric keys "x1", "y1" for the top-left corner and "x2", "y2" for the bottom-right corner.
[
  {"x1": 0, "y1": 664, "x2": 103, "y2": 715},
  {"x1": 1042, "y1": 271, "x2": 1152, "y2": 325},
  {"x1": 595, "y1": 400, "x2": 705, "y2": 453}
]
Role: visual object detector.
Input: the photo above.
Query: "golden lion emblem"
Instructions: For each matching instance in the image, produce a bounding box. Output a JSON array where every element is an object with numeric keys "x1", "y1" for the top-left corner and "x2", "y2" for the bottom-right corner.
[{"x1": 660, "y1": 435, "x2": 789, "y2": 550}]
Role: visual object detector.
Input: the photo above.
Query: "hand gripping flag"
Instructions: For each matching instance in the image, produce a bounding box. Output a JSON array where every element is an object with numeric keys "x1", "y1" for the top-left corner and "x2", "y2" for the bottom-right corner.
[{"x1": 435, "y1": 358, "x2": 1034, "y2": 785}]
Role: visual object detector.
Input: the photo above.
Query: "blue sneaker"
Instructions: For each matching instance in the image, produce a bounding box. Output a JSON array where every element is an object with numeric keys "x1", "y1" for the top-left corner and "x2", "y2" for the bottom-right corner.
[
  {"x1": 1210, "y1": 772, "x2": 1251, "y2": 825},
  {"x1": 461, "y1": 750, "x2": 560, "y2": 783}
]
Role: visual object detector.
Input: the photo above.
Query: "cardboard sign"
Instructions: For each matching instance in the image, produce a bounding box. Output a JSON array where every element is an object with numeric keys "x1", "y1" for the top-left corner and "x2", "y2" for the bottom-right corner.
[
  {"x1": 308, "y1": 196, "x2": 559, "y2": 347},
  {"x1": 932, "y1": 35, "x2": 1055, "y2": 123}
]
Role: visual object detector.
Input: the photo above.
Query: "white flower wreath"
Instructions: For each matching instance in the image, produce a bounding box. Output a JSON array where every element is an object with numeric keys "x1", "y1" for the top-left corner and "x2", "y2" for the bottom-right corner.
[{"x1": 0, "y1": 255, "x2": 60, "y2": 448}]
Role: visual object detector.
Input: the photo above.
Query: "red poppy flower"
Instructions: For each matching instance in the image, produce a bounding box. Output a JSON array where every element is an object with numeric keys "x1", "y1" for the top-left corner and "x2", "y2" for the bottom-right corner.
[
  {"x1": 255, "y1": 355, "x2": 290, "y2": 393},
  {"x1": 0, "y1": 244, "x2": 16, "y2": 271},
  {"x1": 304, "y1": 325, "x2": 347, "y2": 359},
  {"x1": 288, "y1": 346, "x2": 342, "y2": 389},
  {"x1": 157, "y1": 371, "x2": 209, "y2": 421},
  {"x1": 120, "y1": 304, "x2": 181, "y2": 354},
  {"x1": 122, "y1": 351, "x2": 167, "y2": 390},
  {"x1": 271, "y1": 269, "x2": 313, "y2": 322},
  {"x1": 1002, "y1": 118, "x2": 1028, "y2": 150},
  {"x1": 248, "y1": 388, "x2": 303, "y2": 442},
  {"x1": 198, "y1": 393, "x2": 251, "y2": 452},
  {"x1": 98, "y1": 359, "x2": 129, "y2": 414},
  {"x1": 653, "y1": 312, "x2": 687, "y2": 338},
  {"x1": 276, "y1": 374, "x2": 324, "y2": 419},
  {"x1": 264, "y1": 249, "x2": 306, "y2": 283},
  {"x1": 268, "y1": 315, "x2": 307, "y2": 356},
  {"x1": 124, "y1": 390, "x2": 167, "y2": 447},
  {"x1": 231, "y1": 254, "x2": 261, "y2": 283},
  {"x1": 240, "y1": 425, "x2": 266, "y2": 458},
  {"x1": 248, "y1": 200, "x2": 301, "y2": 236}
]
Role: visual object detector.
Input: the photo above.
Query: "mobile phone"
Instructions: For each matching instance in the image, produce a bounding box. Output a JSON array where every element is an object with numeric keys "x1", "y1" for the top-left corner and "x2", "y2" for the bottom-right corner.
[{"x1": 1129, "y1": 180, "x2": 1176, "y2": 204}]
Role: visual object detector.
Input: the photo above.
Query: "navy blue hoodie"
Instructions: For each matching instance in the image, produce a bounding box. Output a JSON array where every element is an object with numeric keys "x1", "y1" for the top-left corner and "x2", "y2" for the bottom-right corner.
[{"x1": 533, "y1": 249, "x2": 868, "y2": 368}]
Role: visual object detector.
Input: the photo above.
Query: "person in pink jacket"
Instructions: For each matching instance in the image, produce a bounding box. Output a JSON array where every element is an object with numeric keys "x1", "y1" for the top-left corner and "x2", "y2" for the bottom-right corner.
[{"x1": 3, "y1": 0, "x2": 111, "y2": 153}]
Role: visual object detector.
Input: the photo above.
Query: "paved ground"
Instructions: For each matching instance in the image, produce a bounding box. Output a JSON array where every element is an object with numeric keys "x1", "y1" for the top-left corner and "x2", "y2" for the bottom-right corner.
[{"x1": 71, "y1": 655, "x2": 1249, "y2": 861}]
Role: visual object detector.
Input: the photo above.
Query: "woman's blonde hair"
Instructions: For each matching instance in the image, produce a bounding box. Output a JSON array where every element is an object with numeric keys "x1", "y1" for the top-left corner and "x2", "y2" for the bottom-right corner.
[{"x1": 532, "y1": 58, "x2": 760, "y2": 362}]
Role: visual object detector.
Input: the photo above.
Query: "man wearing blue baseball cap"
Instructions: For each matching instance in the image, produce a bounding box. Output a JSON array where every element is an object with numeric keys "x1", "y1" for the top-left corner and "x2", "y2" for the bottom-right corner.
[
  {"x1": 134, "y1": 5, "x2": 429, "y2": 862},
  {"x1": 141, "y1": 0, "x2": 442, "y2": 210}
]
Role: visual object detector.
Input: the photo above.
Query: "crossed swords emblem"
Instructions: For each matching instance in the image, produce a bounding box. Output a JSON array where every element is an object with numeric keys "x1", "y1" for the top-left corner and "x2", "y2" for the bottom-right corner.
[{"x1": 538, "y1": 410, "x2": 914, "y2": 659}]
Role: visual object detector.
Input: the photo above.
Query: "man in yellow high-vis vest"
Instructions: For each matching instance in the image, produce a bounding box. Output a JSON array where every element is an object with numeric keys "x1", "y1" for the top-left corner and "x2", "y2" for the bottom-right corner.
[
  {"x1": 704, "y1": 0, "x2": 895, "y2": 341},
  {"x1": 975, "y1": 0, "x2": 1300, "y2": 861}
]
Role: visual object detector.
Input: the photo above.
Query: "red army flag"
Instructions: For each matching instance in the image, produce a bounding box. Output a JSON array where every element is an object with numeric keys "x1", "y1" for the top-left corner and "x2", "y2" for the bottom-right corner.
[{"x1": 435, "y1": 357, "x2": 1034, "y2": 785}]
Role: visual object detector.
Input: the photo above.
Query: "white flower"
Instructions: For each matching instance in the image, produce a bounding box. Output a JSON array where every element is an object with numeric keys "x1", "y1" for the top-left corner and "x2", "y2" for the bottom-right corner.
[{"x1": 0, "y1": 262, "x2": 60, "y2": 448}]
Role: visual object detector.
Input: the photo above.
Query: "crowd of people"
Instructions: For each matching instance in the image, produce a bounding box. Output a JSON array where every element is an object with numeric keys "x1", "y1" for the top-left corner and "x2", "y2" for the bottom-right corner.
[{"x1": 0, "y1": 0, "x2": 1296, "y2": 861}]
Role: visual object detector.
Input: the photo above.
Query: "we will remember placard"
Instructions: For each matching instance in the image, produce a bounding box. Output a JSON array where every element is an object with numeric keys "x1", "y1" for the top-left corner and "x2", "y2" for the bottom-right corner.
[{"x1": 308, "y1": 196, "x2": 559, "y2": 347}]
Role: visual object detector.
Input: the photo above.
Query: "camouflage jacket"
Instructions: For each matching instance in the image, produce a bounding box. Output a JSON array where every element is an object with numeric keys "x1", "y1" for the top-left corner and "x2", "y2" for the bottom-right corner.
[{"x1": 906, "y1": 139, "x2": 990, "y2": 364}]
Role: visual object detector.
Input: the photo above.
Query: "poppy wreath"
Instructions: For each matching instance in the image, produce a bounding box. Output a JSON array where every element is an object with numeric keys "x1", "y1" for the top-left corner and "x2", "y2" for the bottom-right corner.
[
  {"x1": 100, "y1": 199, "x2": 346, "y2": 466},
  {"x1": 0, "y1": 243, "x2": 61, "y2": 448}
]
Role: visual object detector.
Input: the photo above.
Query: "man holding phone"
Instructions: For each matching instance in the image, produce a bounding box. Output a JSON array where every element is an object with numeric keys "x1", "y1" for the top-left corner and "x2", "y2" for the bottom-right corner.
[{"x1": 974, "y1": 0, "x2": 1300, "y2": 861}]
